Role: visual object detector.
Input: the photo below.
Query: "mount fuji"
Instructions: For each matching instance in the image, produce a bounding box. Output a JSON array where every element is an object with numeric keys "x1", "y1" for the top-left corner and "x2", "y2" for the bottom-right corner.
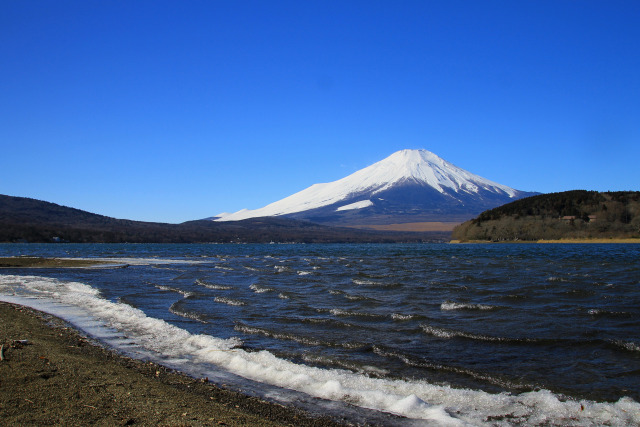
[{"x1": 214, "y1": 149, "x2": 538, "y2": 227}]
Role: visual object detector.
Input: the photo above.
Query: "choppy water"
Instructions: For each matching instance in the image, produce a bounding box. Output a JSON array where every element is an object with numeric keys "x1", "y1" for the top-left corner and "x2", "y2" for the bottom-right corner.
[{"x1": 1, "y1": 243, "x2": 639, "y2": 425}]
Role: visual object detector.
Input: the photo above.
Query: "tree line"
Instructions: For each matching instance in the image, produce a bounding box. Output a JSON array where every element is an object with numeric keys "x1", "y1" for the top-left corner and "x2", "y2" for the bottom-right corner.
[{"x1": 452, "y1": 191, "x2": 640, "y2": 242}]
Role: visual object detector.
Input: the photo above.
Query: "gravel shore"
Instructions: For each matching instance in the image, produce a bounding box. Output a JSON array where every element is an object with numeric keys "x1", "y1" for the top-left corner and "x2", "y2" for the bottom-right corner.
[
  {"x1": 0, "y1": 257, "x2": 114, "y2": 268},
  {"x1": 0, "y1": 302, "x2": 349, "y2": 426}
]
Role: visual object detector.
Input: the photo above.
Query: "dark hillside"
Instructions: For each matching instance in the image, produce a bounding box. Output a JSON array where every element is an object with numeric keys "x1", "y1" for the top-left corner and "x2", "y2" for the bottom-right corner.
[
  {"x1": 452, "y1": 191, "x2": 640, "y2": 242},
  {"x1": 0, "y1": 195, "x2": 445, "y2": 243},
  {"x1": 0, "y1": 195, "x2": 124, "y2": 226}
]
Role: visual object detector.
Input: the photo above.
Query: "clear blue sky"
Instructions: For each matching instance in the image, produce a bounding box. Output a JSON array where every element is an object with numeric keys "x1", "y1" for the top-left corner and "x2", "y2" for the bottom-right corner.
[{"x1": 2, "y1": 1, "x2": 639, "y2": 223}]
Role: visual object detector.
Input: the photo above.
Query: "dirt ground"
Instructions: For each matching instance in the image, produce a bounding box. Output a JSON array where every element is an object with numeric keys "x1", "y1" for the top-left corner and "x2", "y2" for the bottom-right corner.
[{"x1": 0, "y1": 302, "x2": 349, "y2": 426}]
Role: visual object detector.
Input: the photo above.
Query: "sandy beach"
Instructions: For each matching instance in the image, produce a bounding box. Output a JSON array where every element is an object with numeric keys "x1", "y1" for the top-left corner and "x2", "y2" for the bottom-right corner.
[
  {"x1": 0, "y1": 302, "x2": 348, "y2": 426},
  {"x1": 450, "y1": 238, "x2": 640, "y2": 244},
  {"x1": 535, "y1": 238, "x2": 640, "y2": 244}
]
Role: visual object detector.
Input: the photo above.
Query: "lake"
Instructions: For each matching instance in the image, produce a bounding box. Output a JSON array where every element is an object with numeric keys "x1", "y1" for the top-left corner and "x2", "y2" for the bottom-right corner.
[{"x1": 1, "y1": 243, "x2": 639, "y2": 425}]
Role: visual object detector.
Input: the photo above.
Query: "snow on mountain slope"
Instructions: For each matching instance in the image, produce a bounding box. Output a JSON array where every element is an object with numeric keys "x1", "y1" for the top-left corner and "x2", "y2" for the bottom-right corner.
[
  {"x1": 216, "y1": 149, "x2": 522, "y2": 222},
  {"x1": 336, "y1": 200, "x2": 375, "y2": 212}
]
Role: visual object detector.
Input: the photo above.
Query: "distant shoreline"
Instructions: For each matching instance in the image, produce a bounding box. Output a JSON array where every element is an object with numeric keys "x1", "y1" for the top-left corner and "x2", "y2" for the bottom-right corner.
[
  {"x1": 536, "y1": 238, "x2": 640, "y2": 244},
  {"x1": 450, "y1": 238, "x2": 640, "y2": 244},
  {"x1": 0, "y1": 257, "x2": 118, "y2": 268}
]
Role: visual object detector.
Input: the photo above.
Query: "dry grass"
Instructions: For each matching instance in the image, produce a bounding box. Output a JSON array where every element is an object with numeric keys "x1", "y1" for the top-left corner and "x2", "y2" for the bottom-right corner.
[
  {"x1": 536, "y1": 238, "x2": 640, "y2": 244},
  {"x1": 451, "y1": 238, "x2": 640, "y2": 244},
  {"x1": 349, "y1": 222, "x2": 461, "y2": 232}
]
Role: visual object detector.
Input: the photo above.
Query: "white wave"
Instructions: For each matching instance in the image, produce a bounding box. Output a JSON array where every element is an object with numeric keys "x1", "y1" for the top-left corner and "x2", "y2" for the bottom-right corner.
[
  {"x1": 0, "y1": 274, "x2": 239, "y2": 357},
  {"x1": 329, "y1": 308, "x2": 384, "y2": 319},
  {"x1": 440, "y1": 301, "x2": 498, "y2": 311},
  {"x1": 392, "y1": 313, "x2": 416, "y2": 321},
  {"x1": 343, "y1": 293, "x2": 373, "y2": 301},
  {"x1": 421, "y1": 325, "x2": 504, "y2": 342},
  {"x1": 546, "y1": 276, "x2": 569, "y2": 282},
  {"x1": 194, "y1": 279, "x2": 233, "y2": 291},
  {"x1": 213, "y1": 296, "x2": 246, "y2": 306},
  {"x1": 422, "y1": 325, "x2": 459, "y2": 339},
  {"x1": 1, "y1": 274, "x2": 639, "y2": 426},
  {"x1": 297, "y1": 270, "x2": 313, "y2": 276},
  {"x1": 249, "y1": 284, "x2": 274, "y2": 294},
  {"x1": 82, "y1": 257, "x2": 207, "y2": 266},
  {"x1": 169, "y1": 303, "x2": 207, "y2": 324},
  {"x1": 611, "y1": 339, "x2": 640, "y2": 352},
  {"x1": 154, "y1": 284, "x2": 194, "y2": 298},
  {"x1": 352, "y1": 278, "x2": 378, "y2": 285},
  {"x1": 234, "y1": 324, "x2": 325, "y2": 347}
]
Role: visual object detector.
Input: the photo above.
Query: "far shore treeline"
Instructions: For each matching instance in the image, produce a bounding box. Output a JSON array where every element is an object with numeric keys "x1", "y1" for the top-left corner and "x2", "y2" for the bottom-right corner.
[
  {"x1": 0, "y1": 195, "x2": 447, "y2": 244},
  {"x1": 452, "y1": 190, "x2": 640, "y2": 242},
  {"x1": 3, "y1": 192, "x2": 639, "y2": 244}
]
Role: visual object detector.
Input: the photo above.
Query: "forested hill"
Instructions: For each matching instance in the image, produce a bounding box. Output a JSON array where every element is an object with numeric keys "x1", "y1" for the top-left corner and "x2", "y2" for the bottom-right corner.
[
  {"x1": 452, "y1": 190, "x2": 640, "y2": 242},
  {"x1": 0, "y1": 194, "x2": 445, "y2": 243}
]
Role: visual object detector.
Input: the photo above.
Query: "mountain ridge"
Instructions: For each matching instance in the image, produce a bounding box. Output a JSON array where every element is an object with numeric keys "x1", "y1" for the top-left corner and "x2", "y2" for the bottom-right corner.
[
  {"x1": 215, "y1": 149, "x2": 538, "y2": 225},
  {"x1": 0, "y1": 194, "x2": 444, "y2": 243}
]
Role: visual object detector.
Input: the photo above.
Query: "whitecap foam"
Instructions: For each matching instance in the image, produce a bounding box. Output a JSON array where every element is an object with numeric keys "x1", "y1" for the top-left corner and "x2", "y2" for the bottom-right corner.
[
  {"x1": 234, "y1": 324, "x2": 325, "y2": 347},
  {"x1": 329, "y1": 308, "x2": 384, "y2": 318},
  {"x1": 610, "y1": 339, "x2": 640, "y2": 352},
  {"x1": 352, "y1": 278, "x2": 378, "y2": 285},
  {"x1": 547, "y1": 276, "x2": 569, "y2": 282},
  {"x1": 154, "y1": 284, "x2": 194, "y2": 298},
  {"x1": 214, "y1": 296, "x2": 246, "y2": 306},
  {"x1": 169, "y1": 302, "x2": 208, "y2": 323},
  {"x1": 1, "y1": 274, "x2": 639, "y2": 426},
  {"x1": 249, "y1": 284, "x2": 275, "y2": 294},
  {"x1": 440, "y1": 301, "x2": 498, "y2": 311},
  {"x1": 343, "y1": 293, "x2": 373, "y2": 301},
  {"x1": 194, "y1": 279, "x2": 233, "y2": 291},
  {"x1": 84, "y1": 257, "x2": 207, "y2": 266},
  {"x1": 587, "y1": 308, "x2": 632, "y2": 318},
  {"x1": 392, "y1": 313, "x2": 416, "y2": 321},
  {"x1": 302, "y1": 354, "x2": 390, "y2": 376},
  {"x1": 421, "y1": 324, "x2": 505, "y2": 342},
  {"x1": 422, "y1": 325, "x2": 459, "y2": 339}
]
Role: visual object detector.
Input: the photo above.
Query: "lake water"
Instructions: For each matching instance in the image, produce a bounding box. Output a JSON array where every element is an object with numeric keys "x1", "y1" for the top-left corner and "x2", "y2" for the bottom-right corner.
[{"x1": 1, "y1": 243, "x2": 639, "y2": 425}]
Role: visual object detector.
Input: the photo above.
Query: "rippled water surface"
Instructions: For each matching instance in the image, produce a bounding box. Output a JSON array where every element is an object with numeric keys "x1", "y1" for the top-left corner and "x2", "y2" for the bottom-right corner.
[{"x1": 1, "y1": 243, "x2": 639, "y2": 424}]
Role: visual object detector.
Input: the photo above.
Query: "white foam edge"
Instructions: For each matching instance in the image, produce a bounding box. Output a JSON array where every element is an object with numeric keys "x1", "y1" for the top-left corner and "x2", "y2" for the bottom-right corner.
[
  {"x1": 1, "y1": 274, "x2": 639, "y2": 426},
  {"x1": 74, "y1": 256, "x2": 211, "y2": 265}
]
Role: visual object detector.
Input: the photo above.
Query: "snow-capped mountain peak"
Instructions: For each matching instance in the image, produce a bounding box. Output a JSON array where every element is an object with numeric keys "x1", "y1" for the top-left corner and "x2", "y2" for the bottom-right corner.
[
  {"x1": 341, "y1": 149, "x2": 518, "y2": 197},
  {"x1": 215, "y1": 149, "x2": 532, "y2": 223}
]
